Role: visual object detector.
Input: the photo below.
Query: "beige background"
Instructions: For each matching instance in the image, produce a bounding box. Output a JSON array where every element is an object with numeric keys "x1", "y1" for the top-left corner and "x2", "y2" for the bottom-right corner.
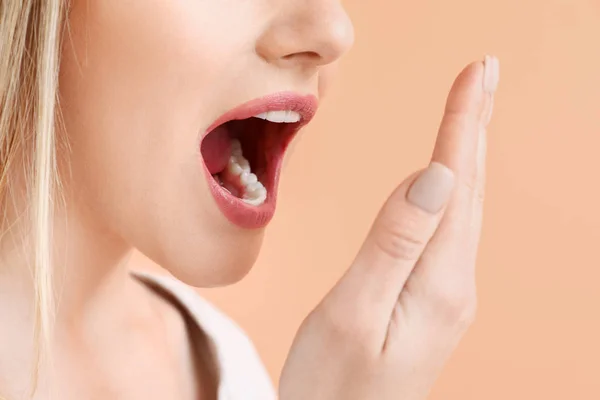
[{"x1": 134, "y1": 0, "x2": 600, "y2": 398}]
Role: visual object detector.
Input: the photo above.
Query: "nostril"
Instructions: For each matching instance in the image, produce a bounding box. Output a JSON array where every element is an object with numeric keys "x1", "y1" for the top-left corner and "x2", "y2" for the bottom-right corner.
[{"x1": 282, "y1": 51, "x2": 321, "y2": 62}]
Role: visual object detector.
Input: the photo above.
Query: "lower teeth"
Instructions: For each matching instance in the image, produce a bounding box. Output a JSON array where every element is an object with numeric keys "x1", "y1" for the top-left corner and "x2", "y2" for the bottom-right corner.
[{"x1": 215, "y1": 139, "x2": 267, "y2": 206}]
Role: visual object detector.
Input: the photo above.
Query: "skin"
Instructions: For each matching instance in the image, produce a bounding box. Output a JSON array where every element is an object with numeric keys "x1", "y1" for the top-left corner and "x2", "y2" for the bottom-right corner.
[
  {"x1": 280, "y1": 60, "x2": 498, "y2": 399},
  {"x1": 0, "y1": 0, "x2": 499, "y2": 399},
  {"x1": 0, "y1": 0, "x2": 352, "y2": 399},
  {"x1": 58, "y1": 0, "x2": 353, "y2": 288}
]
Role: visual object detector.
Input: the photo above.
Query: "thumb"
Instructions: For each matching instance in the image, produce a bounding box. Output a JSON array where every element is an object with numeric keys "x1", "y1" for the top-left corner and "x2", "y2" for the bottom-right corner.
[{"x1": 325, "y1": 162, "x2": 455, "y2": 336}]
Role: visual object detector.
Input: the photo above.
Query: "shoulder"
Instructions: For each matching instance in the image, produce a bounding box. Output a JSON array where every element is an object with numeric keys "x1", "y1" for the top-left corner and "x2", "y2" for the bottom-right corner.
[{"x1": 133, "y1": 271, "x2": 277, "y2": 400}]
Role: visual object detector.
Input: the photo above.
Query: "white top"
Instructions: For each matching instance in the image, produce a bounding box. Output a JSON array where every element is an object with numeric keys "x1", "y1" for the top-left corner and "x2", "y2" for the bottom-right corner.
[{"x1": 134, "y1": 272, "x2": 277, "y2": 400}]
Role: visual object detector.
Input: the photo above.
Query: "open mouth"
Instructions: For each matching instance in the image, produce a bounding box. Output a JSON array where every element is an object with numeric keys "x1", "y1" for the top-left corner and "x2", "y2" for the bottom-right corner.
[
  {"x1": 200, "y1": 93, "x2": 318, "y2": 229},
  {"x1": 201, "y1": 111, "x2": 301, "y2": 206}
]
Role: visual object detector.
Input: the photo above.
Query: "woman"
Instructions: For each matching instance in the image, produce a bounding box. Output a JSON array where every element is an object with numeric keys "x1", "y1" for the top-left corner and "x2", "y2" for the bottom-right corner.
[{"x1": 0, "y1": 1, "x2": 499, "y2": 399}]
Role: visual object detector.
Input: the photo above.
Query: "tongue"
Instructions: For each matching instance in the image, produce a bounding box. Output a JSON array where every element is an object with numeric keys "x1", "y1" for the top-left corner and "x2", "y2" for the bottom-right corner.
[{"x1": 201, "y1": 124, "x2": 232, "y2": 174}]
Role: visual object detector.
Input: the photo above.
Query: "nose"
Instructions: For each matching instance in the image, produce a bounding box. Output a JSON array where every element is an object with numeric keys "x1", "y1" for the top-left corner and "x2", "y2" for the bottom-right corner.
[{"x1": 256, "y1": 0, "x2": 354, "y2": 70}]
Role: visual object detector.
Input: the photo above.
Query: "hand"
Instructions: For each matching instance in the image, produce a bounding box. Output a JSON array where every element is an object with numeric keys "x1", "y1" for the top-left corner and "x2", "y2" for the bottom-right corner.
[{"x1": 279, "y1": 56, "x2": 500, "y2": 400}]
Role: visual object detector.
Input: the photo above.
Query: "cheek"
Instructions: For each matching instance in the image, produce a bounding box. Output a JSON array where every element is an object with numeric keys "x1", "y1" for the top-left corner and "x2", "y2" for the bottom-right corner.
[
  {"x1": 59, "y1": 0, "x2": 267, "y2": 285},
  {"x1": 61, "y1": 0, "x2": 242, "y2": 212}
]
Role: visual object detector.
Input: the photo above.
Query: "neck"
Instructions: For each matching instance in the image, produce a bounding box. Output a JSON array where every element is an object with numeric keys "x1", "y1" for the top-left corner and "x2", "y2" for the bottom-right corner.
[
  {"x1": 0, "y1": 179, "x2": 166, "y2": 349},
  {"x1": 0, "y1": 190, "x2": 195, "y2": 400}
]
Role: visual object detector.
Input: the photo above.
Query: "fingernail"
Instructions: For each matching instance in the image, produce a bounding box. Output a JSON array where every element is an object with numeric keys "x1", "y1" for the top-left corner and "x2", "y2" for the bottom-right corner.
[
  {"x1": 407, "y1": 162, "x2": 455, "y2": 214},
  {"x1": 483, "y1": 55, "x2": 500, "y2": 94}
]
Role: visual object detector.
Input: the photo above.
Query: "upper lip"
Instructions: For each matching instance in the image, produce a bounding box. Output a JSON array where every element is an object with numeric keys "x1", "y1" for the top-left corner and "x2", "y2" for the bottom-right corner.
[{"x1": 204, "y1": 92, "x2": 320, "y2": 136}]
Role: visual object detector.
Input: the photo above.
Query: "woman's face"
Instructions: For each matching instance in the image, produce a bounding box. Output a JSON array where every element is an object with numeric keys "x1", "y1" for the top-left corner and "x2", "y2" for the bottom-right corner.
[{"x1": 59, "y1": 0, "x2": 353, "y2": 286}]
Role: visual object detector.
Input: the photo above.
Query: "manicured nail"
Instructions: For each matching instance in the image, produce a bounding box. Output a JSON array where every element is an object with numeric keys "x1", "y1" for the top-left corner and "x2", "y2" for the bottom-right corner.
[
  {"x1": 483, "y1": 55, "x2": 500, "y2": 94},
  {"x1": 407, "y1": 162, "x2": 455, "y2": 214}
]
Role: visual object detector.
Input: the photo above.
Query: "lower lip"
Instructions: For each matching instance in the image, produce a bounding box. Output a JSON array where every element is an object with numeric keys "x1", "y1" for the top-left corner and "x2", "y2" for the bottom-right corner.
[{"x1": 202, "y1": 93, "x2": 318, "y2": 230}]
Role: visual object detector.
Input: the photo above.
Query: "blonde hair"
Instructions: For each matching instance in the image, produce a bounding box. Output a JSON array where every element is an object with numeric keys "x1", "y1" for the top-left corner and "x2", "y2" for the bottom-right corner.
[{"x1": 0, "y1": 0, "x2": 67, "y2": 396}]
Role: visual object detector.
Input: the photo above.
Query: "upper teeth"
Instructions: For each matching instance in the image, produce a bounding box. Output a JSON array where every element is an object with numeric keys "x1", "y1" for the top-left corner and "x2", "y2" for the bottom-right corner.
[{"x1": 253, "y1": 110, "x2": 301, "y2": 124}]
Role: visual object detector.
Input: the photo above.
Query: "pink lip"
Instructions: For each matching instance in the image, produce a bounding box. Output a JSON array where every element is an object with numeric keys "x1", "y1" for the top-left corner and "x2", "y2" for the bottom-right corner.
[{"x1": 201, "y1": 92, "x2": 319, "y2": 230}]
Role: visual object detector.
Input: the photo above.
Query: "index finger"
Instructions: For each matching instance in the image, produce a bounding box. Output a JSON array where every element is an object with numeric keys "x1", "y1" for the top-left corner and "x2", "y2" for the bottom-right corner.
[
  {"x1": 416, "y1": 57, "x2": 498, "y2": 285},
  {"x1": 431, "y1": 60, "x2": 490, "y2": 182}
]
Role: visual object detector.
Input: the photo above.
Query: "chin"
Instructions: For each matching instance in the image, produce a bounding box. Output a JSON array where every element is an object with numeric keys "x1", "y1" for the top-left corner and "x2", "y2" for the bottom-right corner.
[
  {"x1": 157, "y1": 94, "x2": 320, "y2": 287},
  {"x1": 157, "y1": 228, "x2": 266, "y2": 288},
  {"x1": 130, "y1": 94, "x2": 319, "y2": 288}
]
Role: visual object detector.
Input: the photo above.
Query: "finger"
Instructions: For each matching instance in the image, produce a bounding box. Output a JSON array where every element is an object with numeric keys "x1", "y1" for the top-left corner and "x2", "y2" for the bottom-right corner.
[
  {"x1": 471, "y1": 56, "x2": 499, "y2": 250},
  {"x1": 317, "y1": 58, "x2": 496, "y2": 347},
  {"x1": 469, "y1": 121, "x2": 487, "y2": 251},
  {"x1": 403, "y1": 57, "x2": 499, "y2": 326},
  {"x1": 419, "y1": 56, "x2": 499, "y2": 279},
  {"x1": 323, "y1": 163, "x2": 455, "y2": 341},
  {"x1": 336, "y1": 59, "x2": 493, "y2": 310},
  {"x1": 431, "y1": 59, "x2": 489, "y2": 187}
]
